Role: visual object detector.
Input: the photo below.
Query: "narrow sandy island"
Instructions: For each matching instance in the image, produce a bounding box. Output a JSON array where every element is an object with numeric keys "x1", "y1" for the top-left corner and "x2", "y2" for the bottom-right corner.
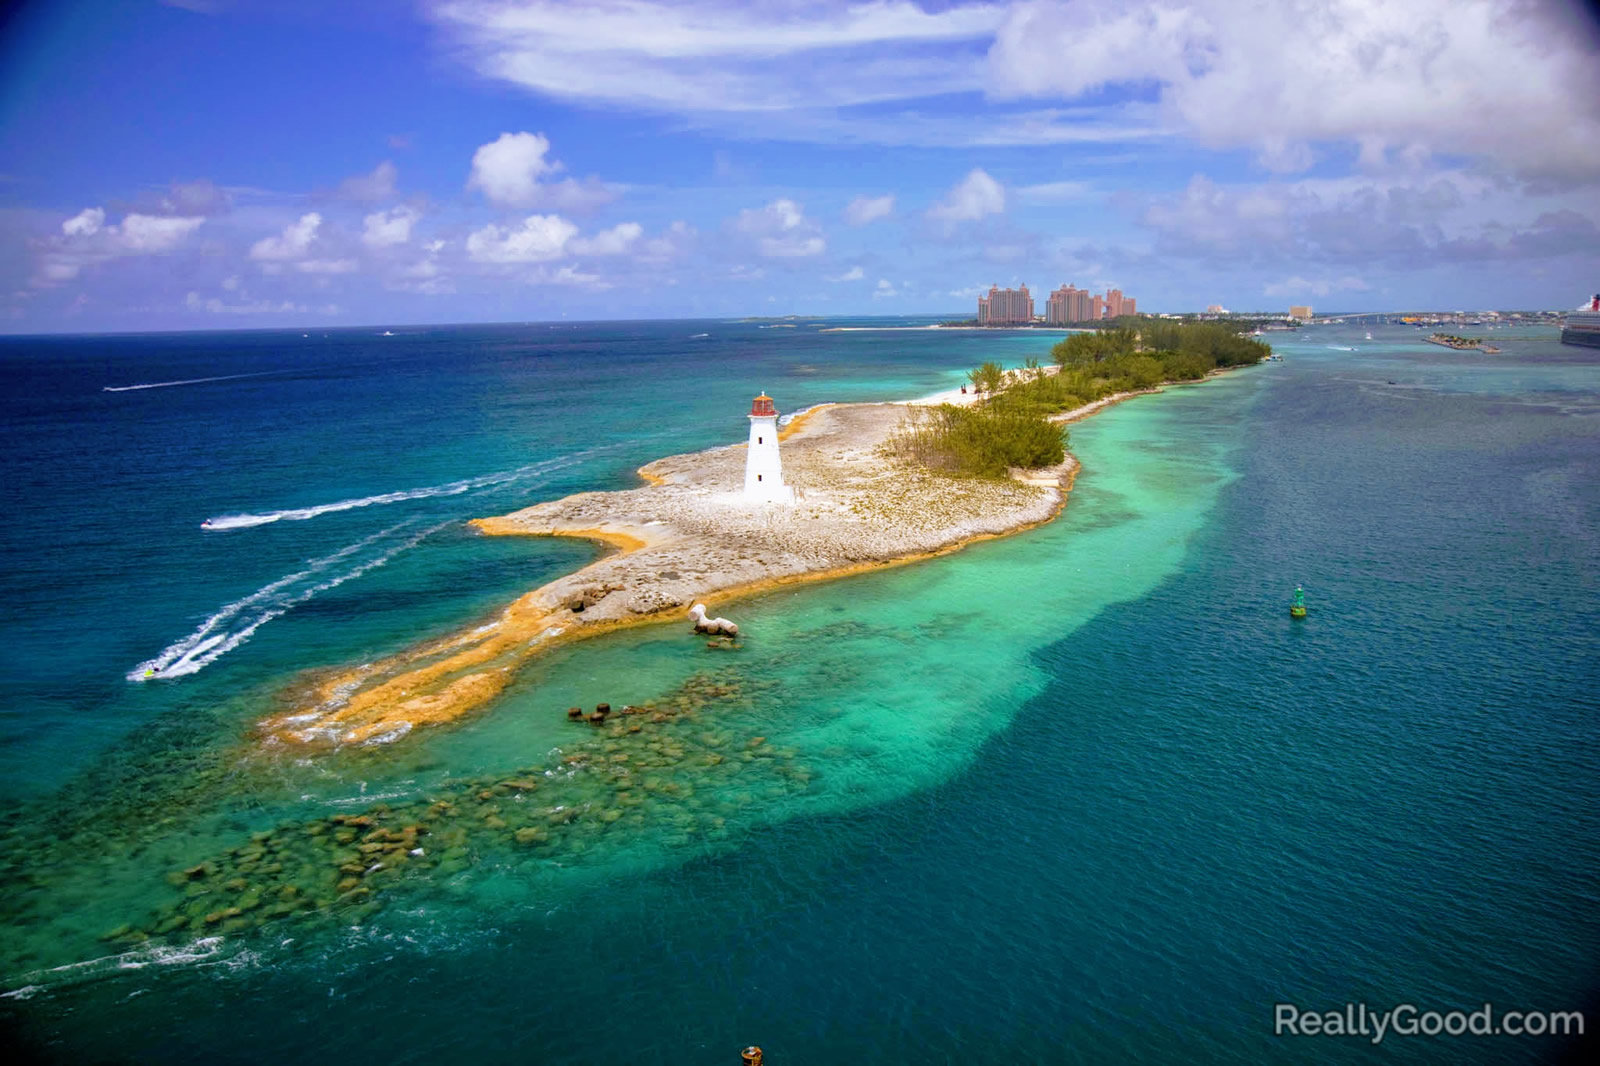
[{"x1": 261, "y1": 402, "x2": 1075, "y2": 748}]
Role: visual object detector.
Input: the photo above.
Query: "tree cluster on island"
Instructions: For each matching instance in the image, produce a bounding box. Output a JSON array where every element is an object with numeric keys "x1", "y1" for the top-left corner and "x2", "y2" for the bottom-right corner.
[{"x1": 888, "y1": 321, "x2": 1271, "y2": 478}]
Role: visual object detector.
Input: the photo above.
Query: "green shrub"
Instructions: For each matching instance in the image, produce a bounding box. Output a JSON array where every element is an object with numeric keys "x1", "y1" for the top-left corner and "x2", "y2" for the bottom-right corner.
[{"x1": 886, "y1": 404, "x2": 1066, "y2": 478}]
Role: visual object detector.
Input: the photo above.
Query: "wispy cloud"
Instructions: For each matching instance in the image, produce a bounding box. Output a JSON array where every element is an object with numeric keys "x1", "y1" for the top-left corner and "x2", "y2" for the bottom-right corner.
[
  {"x1": 337, "y1": 161, "x2": 399, "y2": 202},
  {"x1": 1015, "y1": 180, "x2": 1093, "y2": 205},
  {"x1": 844, "y1": 194, "x2": 895, "y2": 226},
  {"x1": 1263, "y1": 275, "x2": 1369, "y2": 299},
  {"x1": 1140, "y1": 171, "x2": 1600, "y2": 268},
  {"x1": 426, "y1": 0, "x2": 1600, "y2": 181},
  {"x1": 427, "y1": 0, "x2": 1002, "y2": 113}
]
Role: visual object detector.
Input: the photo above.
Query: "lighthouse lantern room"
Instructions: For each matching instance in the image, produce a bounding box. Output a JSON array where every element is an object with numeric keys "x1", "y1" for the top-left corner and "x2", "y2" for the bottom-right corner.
[{"x1": 743, "y1": 393, "x2": 793, "y2": 504}]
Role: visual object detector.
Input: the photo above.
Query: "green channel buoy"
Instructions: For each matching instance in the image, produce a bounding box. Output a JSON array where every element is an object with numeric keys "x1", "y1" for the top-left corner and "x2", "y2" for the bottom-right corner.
[{"x1": 1289, "y1": 585, "x2": 1307, "y2": 619}]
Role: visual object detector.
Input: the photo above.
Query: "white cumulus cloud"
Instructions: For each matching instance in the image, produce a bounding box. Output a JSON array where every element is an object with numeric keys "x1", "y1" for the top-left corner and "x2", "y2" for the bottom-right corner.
[
  {"x1": 250, "y1": 213, "x2": 322, "y2": 261},
  {"x1": 987, "y1": 0, "x2": 1600, "y2": 181},
  {"x1": 465, "y1": 132, "x2": 619, "y2": 212},
  {"x1": 362, "y1": 205, "x2": 420, "y2": 248},
  {"x1": 928, "y1": 168, "x2": 1005, "y2": 222},
  {"x1": 569, "y1": 222, "x2": 643, "y2": 256},
  {"x1": 467, "y1": 132, "x2": 558, "y2": 207},
  {"x1": 117, "y1": 214, "x2": 206, "y2": 252},
  {"x1": 734, "y1": 198, "x2": 825, "y2": 257},
  {"x1": 62, "y1": 208, "x2": 105, "y2": 237},
  {"x1": 465, "y1": 214, "x2": 579, "y2": 262},
  {"x1": 33, "y1": 206, "x2": 205, "y2": 286}
]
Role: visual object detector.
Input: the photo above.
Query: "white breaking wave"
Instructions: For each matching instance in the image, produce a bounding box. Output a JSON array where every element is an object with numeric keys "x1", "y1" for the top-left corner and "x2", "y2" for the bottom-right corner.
[
  {"x1": 778, "y1": 403, "x2": 829, "y2": 427},
  {"x1": 103, "y1": 370, "x2": 288, "y2": 392},
  {"x1": 202, "y1": 455, "x2": 585, "y2": 531},
  {"x1": 130, "y1": 521, "x2": 447, "y2": 682},
  {"x1": 2, "y1": 936, "x2": 258, "y2": 1000}
]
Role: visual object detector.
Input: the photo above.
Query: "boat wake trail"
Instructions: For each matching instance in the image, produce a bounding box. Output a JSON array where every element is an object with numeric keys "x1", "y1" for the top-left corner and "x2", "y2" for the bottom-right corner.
[
  {"x1": 2, "y1": 936, "x2": 261, "y2": 1001},
  {"x1": 103, "y1": 370, "x2": 290, "y2": 392},
  {"x1": 202, "y1": 454, "x2": 589, "y2": 531},
  {"x1": 129, "y1": 521, "x2": 447, "y2": 682}
]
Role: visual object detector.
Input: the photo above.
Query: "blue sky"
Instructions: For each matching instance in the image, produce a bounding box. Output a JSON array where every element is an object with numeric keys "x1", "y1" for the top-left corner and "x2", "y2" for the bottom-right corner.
[{"x1": 2, "y1": 0, "x2": 1598, "y2": 332}]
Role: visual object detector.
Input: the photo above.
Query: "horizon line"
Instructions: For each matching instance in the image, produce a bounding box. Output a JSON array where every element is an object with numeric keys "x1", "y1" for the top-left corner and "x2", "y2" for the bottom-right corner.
[{"x1": 0, "y1": 308, "x2": 1572, "y2": 341}]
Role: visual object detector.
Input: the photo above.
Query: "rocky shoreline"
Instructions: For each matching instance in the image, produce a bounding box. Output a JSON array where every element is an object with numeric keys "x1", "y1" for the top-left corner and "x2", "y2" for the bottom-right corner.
[{"x1": 260, "y1": 401, "x2": 1076, "y2": 748}]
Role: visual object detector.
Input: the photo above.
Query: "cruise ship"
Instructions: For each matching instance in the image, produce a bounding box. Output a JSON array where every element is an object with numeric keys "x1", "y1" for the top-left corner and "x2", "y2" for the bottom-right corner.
[{"x1": 1561, "y1": 294, "x2": 1600, "y2": 348}]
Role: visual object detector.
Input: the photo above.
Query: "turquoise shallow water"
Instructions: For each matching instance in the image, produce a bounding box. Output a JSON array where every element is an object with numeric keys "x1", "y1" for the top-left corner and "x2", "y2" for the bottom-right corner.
[{"x1": 1, "y1": 320, "x2": 1596, "y2": 1062}]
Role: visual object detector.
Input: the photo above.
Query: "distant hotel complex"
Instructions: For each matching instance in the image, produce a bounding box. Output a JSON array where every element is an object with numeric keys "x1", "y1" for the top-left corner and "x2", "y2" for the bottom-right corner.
[{"x1": 977, "y1": 284, "x2": 1137, "y2": 325}]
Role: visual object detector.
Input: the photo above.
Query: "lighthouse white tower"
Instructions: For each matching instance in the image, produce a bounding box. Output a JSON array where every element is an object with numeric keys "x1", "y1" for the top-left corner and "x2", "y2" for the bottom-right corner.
[{"x1": 743, "y1": 392, "x2": 793, "y2": 504}]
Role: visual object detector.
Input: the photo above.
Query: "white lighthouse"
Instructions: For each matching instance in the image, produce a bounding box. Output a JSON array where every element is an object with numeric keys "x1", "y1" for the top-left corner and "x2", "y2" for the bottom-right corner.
[{"x1": 743, "y1": 392, "x2": 793, "y2": 504}]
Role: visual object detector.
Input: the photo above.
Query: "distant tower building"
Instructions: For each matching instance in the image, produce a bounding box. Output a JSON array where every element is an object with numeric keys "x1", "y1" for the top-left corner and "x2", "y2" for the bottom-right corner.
[
  {"x1": 978, "y1": 284, "x2": 1034, "y2": 324},
  {"x1": 1124, "y1": 296, "x2": 1136, "y2": 316},
  {"x1": 1289, "y1": 304, "x2": 1313, "y2": 321},
  {"x1": 1073, "y1": 287, "x2": 1093, "y2": 322},
  {"x1": 1046, "y1": 284, "x2": 1080, "y2": 325},
  {"x1": 1047, "y1": 283, "x2": 1111, "y2": 324},
  {"x1": 744, "y1": 393, "x2": 793, "y2": 504},
  {"x1": 1106, "y1": 288, "x2": 1124, "y2": 319}
]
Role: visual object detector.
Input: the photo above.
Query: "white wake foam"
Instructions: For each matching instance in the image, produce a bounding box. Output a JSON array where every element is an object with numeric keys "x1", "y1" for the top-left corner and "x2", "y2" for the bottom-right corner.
[
  {"x1": 2, "y1": 936, "x2": 256, "y2": 1000},
  {"x1": 130, "y1": 522, "x2": 448, "y2": 682},
  {"x1": 202, "y1": 454, "x2": 589, "y2": 531},
  {"x1": 103, "y1": 370, "x2": 287, "y2": 392}
]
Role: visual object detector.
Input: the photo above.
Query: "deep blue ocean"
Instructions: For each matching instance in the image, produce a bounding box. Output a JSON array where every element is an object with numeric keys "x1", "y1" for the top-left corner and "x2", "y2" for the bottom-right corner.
[{"x1": 0, "y1": 318, "x2": 1596, "y2": 1063}]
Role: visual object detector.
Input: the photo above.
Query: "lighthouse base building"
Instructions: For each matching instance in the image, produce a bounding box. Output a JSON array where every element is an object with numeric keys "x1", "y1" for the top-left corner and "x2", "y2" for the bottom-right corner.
[{"x1": 743, "y1": 393, "x2": 794, "y2": 504}]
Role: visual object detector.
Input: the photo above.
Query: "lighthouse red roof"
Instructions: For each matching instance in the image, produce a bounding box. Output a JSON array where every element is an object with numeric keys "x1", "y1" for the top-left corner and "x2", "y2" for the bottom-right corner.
[{"x1": 750, "y1": 393, "x2": 777, "y2": 417}]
